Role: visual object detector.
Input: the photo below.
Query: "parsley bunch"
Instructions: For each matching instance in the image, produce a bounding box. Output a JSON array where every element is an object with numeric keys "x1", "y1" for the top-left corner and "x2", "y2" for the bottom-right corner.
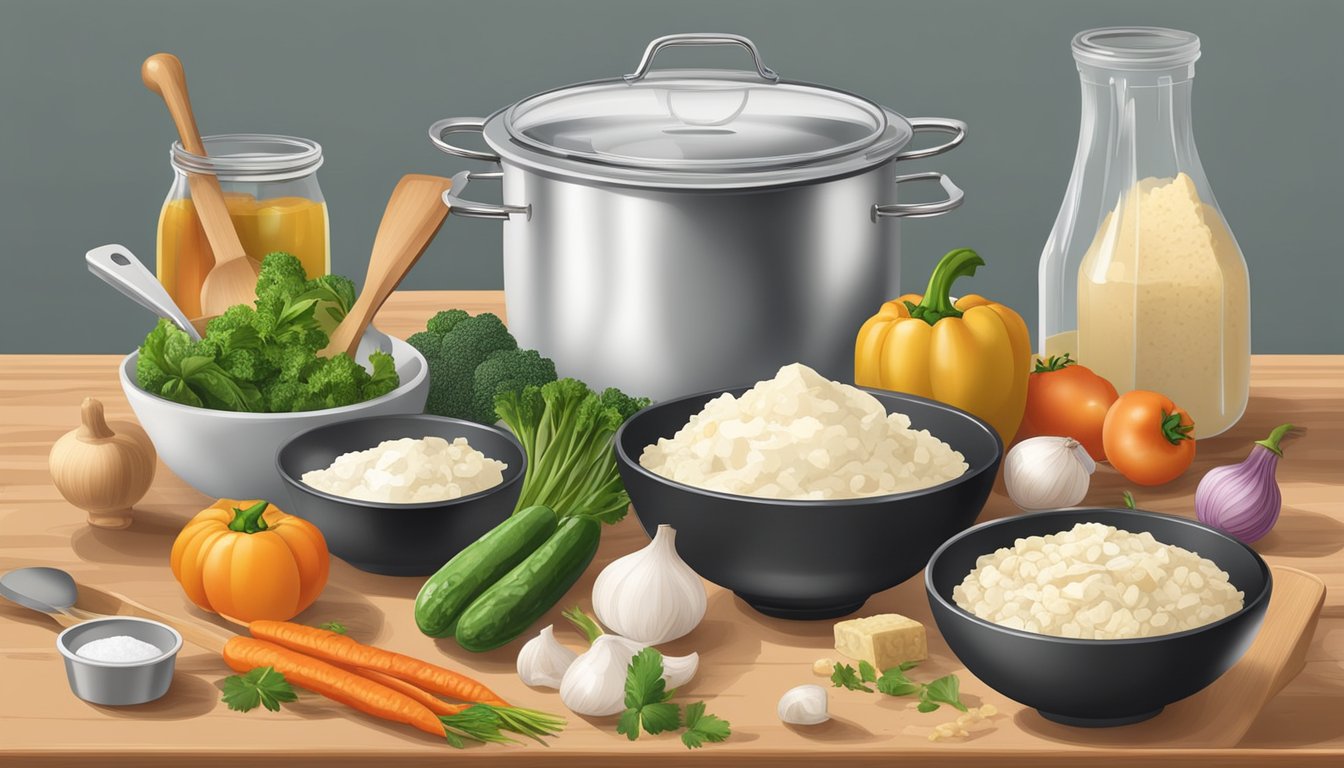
[
  {"x1": 221, "y1": 666, "x2": 298, "y2": 712},
  {"x1": 617, "y1": 648, "x2": 731, "y2": 749},
  {"x1": 831, "y1": 661, "x2": 968, "y2": 713}
]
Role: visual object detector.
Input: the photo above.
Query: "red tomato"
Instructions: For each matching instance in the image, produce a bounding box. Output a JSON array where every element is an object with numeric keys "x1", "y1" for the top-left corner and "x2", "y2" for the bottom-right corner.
[
  {"x1": 1102, "y1": 390, "x2": 1196, "y2": 485},
  {"x1": 1016, "y1": 354, "x2": 1118, "y2": 461}
]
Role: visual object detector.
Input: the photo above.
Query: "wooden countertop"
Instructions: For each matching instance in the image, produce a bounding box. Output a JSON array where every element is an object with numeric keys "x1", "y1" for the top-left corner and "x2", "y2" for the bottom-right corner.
[{"x1": 2, "y1": 290, "x2": 1342, "y2": 767}]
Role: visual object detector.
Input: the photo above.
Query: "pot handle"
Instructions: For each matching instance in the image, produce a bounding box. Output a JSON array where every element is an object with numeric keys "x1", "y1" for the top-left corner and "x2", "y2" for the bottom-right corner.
[
  {"x1": 894, "y1": 118, "x2": 967, "y2": 161},
  {"x1": 428, "y1": 117, "x2": 501, "y2": 163},
  {"x1": 444, "y1": 170, "x2": 530, "y2": 220},
  {"x1": 872, "y1": 172, "x2": 964, "y2": 220},
  {"x1": 625, "y1": 33, "x2": 780, "y2": 83}
]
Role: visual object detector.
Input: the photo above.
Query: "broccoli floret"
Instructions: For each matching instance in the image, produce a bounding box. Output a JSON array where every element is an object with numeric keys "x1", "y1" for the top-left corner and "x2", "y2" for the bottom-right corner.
[
  {"x1": 470, "y1": 348, "x2": 558, "y2": 424},
  {"x1": 598, "y1": 387, "x2": 651, "y2": 422},
  {"x1": 294, "y1": 354, "x2": 368, "y2": 411},
  {"x1": 254, "y1": 252, "x2": 309, "y2": 308},
  {"x1": 426, "y1": 309, "x2": 471, "y2": 335},
  {"x1": 413, "y1": 312, "x2": 519, "y2": 420}
]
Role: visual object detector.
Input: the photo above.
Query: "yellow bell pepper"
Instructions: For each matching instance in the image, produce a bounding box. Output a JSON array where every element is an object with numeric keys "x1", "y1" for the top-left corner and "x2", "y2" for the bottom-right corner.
[{"x1": 855, "y1": 248, "x2": 1030, "y2": 444}]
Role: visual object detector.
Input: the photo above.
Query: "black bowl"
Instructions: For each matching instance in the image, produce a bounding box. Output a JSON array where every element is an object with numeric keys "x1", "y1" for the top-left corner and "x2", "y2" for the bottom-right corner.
[
  {"x1": 615, "y1": 387, "x2": 1002, "y2": 620},
  {"x1": 925, "y1": 508, "x2": 1271, "y2": 727},
  {"x1": 276, "y1": 414, "x2": 525, "y2": 576}
]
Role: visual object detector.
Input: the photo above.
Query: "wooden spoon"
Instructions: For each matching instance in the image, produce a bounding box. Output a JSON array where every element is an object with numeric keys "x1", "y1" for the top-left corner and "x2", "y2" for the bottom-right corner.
[
  {"x1": 141, "y1": 53, "x2": 258, "y2": 317},
  {"x1": 322, "y1": 174, "x2": 453, "y2": 359}
]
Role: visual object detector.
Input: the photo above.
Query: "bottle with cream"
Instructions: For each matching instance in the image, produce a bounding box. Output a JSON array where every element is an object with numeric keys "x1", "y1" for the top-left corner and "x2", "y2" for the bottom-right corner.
[{"x1": 1038, "y1": 27, "x2": 1250, "y2": 436}]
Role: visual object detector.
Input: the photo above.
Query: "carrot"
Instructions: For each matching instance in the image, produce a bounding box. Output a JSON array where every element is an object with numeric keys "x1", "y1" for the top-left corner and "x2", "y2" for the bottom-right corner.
[
  {"x1": 223, "y1": 636, "x2": 445, "y2": 738},
  {"x1": 248, "y1": 620, "x2": 508, "y2": 706},
  {"x1": 344, "y1": 665, "x2": 469, "y2": 718}
]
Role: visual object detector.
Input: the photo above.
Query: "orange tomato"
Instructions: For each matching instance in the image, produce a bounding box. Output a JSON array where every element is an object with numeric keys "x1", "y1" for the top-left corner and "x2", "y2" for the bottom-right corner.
[
  {"x1": 1102, "y1": 391, "x2": 1196, "y2": 486},
  {"x1": 1016, "y1": 354, "x2": 1118, "y2": 460},
  {"x1": 170, "y1": 499, "x2": 329, "y2": 622}
]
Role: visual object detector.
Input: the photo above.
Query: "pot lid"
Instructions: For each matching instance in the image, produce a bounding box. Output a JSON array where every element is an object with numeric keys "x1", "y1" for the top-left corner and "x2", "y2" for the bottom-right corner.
[
  {"x1": 505, "y1": 74, "x2": 891, "y2": 173},
  {"x1": 500, "y1": 34, "x2": 901, "y2": 176}
]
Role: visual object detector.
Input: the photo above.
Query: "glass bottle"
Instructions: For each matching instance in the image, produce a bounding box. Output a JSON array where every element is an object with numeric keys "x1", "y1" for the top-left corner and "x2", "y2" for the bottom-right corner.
[
  {"x1": 1039, "y1": 27, "x2": 1250, "y2": 437},
  {"x1": 158, "y1": 134, "x2": 330, "y2": 320}
]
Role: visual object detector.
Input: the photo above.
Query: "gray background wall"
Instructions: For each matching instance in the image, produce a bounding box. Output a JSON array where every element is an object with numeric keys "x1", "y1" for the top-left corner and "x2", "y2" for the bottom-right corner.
[{"x1": 2, "y1": 0, "x2": 1339, "y2": 353}]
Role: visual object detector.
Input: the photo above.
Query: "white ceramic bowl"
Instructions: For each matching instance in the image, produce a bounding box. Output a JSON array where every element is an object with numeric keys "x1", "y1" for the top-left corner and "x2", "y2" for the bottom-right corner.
[{"x1": 120, "y1": 335, "x2": 429, "y2": 502}]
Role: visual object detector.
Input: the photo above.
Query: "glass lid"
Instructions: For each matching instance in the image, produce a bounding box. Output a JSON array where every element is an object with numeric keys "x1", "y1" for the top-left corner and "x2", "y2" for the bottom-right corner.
[{"x1": 502, "y1": 34, "x2": 890, "y2": 173}]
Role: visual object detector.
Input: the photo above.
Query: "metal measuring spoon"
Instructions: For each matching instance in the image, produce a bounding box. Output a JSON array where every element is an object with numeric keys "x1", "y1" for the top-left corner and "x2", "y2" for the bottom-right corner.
[
  {"x1": 1, "y1": 567, "x2": 231, "y2": 652},
  {"x1": 86, "y1": 244, "x2": 203, "y2": 340},
  {"x1": 0, "y1": 567, "x2": 92, "y2": 621}
]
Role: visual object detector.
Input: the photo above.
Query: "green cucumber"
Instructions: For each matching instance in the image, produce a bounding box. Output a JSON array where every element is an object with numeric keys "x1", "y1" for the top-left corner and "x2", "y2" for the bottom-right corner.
[
  {"x1": 413, "y1": 504, "x2": 558, "y2": 638},
  {"x1": 455, "y1": 515, "x2": 602, "y2": 652}
]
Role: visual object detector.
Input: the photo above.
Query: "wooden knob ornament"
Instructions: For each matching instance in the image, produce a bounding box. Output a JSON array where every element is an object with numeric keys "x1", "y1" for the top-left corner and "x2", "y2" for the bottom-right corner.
[{"x1": 48, "y1": 398, "x2": 157, "y2": 529}]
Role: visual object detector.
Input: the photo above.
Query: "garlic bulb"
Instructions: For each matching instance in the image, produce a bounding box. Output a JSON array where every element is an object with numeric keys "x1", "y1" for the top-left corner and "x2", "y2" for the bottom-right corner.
[
  {"x1": 516, "y1": 625, "x2": 577, "y2": 688},
  {"x1": 558, "y1": 634, "x2": 698, "y2": 716},
  {"x1": 48, "y1": 398, "x2": 156, "y2": 529},
  {"x1": 778, "y1": 685, "x2": 829, "y2": 725},
  {"x1": 1003, "y1": 436, "x2": 1096, "y2": 510},
  {"x1": 592, "y1": 524, "x2": 706, "y2": 644}
]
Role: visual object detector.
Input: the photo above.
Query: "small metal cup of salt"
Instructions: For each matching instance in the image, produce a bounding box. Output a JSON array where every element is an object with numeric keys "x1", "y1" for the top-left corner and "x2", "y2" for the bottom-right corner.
[{"x1": 56, "y1": 616, "x2": 183, "y2": 705}]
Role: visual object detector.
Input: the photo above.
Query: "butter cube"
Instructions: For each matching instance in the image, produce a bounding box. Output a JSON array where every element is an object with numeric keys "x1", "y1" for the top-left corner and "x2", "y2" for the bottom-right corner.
[{"x1": 833, "y1": 613, "x2": 927, "y2": 672}]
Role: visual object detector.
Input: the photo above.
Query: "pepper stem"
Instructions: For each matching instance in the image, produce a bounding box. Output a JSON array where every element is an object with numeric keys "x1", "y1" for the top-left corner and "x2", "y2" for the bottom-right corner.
[
  {"x1": 1254, "y1": 423, "x2": 1295, "y2": 457},
  {"x1": 227, "y1": 501, "x2": 270, "y2": 534},
  {"x1": 903, "y1": 248, "x2": 985, "y2": 326}
]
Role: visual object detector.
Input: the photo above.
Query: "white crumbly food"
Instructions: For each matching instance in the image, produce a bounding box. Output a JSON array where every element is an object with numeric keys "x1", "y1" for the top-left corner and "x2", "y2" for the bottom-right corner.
[
  {"x1": 76, "y1": 635, "x2": 163, "y2": 663},
  {"x1": 639, "y1": 363, "x2": 968, "y2": 500},
  {"x1": 301, "y1": 436, "x2": 506, "y2": 503},
  {"x1": 953, "y1": 522, "x2": 1244, "y2": 640}
]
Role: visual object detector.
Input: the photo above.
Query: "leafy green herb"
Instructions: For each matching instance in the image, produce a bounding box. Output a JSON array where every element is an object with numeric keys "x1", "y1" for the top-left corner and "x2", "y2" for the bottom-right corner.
[
  {"x1": 681, "y1": 701, "x2": 731, "y2": 749},
  {"x1": 830, "y1": 662, "x2": 873, "y2": 693},
  {"x1": 496, "y1": 379, "x2": 650, "y2": 524},
  {"x1": 616, "y1": 648, "x2": 730, "y2": 749},
  {"x1": 561, "y1": 605, "x2": 604, "y2": 645},
  {"x1": 617, "y1": 648, "x2": 680, "y2": 740},
  {"x1": 317, "y1": 621, "x2": 347, "y2": 635},
  {"x1": 833, "y1": 659, "x2": 969, "y2": 714},
  {"x1": 921, "y1": 674, "x2": 969, "y2": 713},
  {"x1": 221, "y1": 666, "x2": 298, "y2": 712},
  {"x1": 858, "y1": 660, "x2": 879, "y2": 684},
  {"x1": 1122, "y1": 490, "x2": 1137, "y2": 509}
]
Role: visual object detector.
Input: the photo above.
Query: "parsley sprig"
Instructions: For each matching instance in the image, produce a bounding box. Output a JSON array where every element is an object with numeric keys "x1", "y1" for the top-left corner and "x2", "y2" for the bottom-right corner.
[
  {"x1": 617, "y1": 647, "x2": 731, "y2": 749},
  {"x1": 317, "y1": 621, "x2": 348, "y2": 635},
  {"x1": 221, "y1": 666, "x2": 298, "y2": 712},
  {"x1": 831, "y1": 661, "x2": 967, "y2": 713}
]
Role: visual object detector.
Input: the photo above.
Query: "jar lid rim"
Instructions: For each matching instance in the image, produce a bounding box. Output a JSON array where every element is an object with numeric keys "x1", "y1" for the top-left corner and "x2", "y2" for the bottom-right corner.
[
  {"x1": 170, "y1": 133, "x2": 323, "y2": 179},
  {"x1": 1072, "y1": 27, "x2": 1201, "y2": 70}
]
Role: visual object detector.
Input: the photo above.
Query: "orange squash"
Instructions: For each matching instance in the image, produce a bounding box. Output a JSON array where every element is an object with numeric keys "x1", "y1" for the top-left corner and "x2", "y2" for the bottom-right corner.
[{"x1": 170, "y1": 499, "x2": 329, "y2": 622}]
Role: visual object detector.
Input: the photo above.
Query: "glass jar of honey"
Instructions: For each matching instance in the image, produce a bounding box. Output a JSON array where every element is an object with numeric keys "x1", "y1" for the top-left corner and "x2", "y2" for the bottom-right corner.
[{"x1": 157, "y1": 134, "x2": 330, "y2": 319}]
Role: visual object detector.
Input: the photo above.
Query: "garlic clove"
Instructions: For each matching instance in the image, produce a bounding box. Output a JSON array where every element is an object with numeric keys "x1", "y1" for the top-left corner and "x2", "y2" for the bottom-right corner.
[
  {"x1": 560, "y1": 634, "x2": 632, "y2": 716},
  {"x1": 1004, "y1": 436, "x2": 1095, "y2": 511},
  {"x1": 557, "y1": 634, "x2": 700, "y2": 717},
  {"x1": 661, "y1": 650, "x2": 699, "y2": 690},
  {"x1": 516, "y1": 624, "x2": 577, "y2": 689},
  {"x1": 592, "y1": 524, "x2": 707, "y2": 645},
  {"x1": 778, "y1": 684, "x2": 829, "y2": 725}
]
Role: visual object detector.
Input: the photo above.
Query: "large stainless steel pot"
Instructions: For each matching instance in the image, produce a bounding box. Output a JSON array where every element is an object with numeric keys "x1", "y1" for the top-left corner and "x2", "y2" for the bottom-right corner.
[{"x1": 431, "y1": 34, "x2": 965, "y2": 400}]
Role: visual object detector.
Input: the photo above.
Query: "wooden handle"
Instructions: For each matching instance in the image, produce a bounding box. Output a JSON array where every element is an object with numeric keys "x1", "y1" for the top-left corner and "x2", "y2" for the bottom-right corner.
[
  {"x1": 142, "y1": 52, "x2": 254, "y2": 307},
  {"x1": 324, "y1": 174, "x2": 453, "y2": 359},
  {"x1": 74, "y1": 586, "x2": 234, "y2": 656},
  {"x1": 141, "y1": 53, "x2": 206, "y2": 156}
]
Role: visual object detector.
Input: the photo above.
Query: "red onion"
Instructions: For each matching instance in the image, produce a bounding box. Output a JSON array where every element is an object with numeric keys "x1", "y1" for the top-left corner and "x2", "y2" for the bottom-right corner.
[{"x1": 1195, "y1": 423, "x2": 1293, "y2": 544}]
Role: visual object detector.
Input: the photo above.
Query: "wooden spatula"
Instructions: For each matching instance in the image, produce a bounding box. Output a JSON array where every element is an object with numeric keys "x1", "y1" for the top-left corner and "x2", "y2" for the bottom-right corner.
[
  {"x1": 141, "y1": 53, "x2": 258, "y2": 318},
  {"x1": 322, "y1": 174, "x2": 453, "y2": 359},
  {"x1": 1025, "y1": 564, "x2": 1326, "y2": 748}
]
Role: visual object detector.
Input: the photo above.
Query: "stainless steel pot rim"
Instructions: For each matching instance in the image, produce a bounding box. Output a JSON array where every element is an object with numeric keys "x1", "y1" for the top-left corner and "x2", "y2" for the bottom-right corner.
[{"x1": 478, "y1": 103, "x2": 916, "y2": 190}]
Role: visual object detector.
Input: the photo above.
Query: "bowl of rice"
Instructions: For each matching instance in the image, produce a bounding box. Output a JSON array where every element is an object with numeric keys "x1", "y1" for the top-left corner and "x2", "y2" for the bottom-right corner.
[
  {"x1": 276, "y1": 414, "x2": 525, "y2": 575},
  {"x1": 614, "y1": 363, "x2": 1002, "y2": 620},
  {"x1": 925, "y1": 508, "x2": 1271, "y2": 727}
]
